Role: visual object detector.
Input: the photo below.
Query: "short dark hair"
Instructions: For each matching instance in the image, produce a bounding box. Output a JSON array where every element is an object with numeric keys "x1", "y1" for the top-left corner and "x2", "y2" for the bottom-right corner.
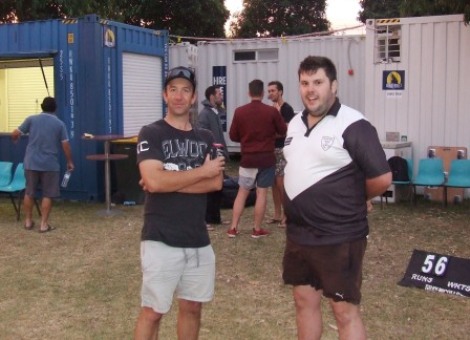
[
  {"x1": 41, "y1": 97, "x2": 57, "y2": 113},
  {"x1": 298, "y1": 56, "x2": 337, "y2": 83},
  {"x1": 249, "y1": 79, "x2": 263, "y2": 97},
  {"x1": 268, "y1": 81, "x2": 283, "y2": 93},
  {"x1": 205, "y1": 85, "x2": 219, "y2": 101}
]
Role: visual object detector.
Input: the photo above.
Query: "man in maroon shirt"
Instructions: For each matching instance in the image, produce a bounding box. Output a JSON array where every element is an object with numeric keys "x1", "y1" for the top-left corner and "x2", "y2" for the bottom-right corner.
[{"x1": 227, "y1": 79, "x2": 287, "y2": 238}]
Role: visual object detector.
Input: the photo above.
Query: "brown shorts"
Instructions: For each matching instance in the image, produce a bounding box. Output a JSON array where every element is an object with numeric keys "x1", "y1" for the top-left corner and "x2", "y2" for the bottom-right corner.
[
  {"x1": 25, "y1": 170, "x2": 60, "y2": 198},
  {"x1": 282, "y1": 237, "x2": 367, "y2": 305}
]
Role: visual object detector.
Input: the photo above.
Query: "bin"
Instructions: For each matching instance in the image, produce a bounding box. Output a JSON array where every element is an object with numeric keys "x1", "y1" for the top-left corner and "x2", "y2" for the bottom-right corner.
[{"x1": 111, "y1": 139, "x2": 145, "y2": 204}]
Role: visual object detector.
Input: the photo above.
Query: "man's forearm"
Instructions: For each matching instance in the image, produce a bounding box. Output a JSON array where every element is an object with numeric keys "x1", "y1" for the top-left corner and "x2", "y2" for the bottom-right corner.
[
  {"x1": 366, "y1": 172, "x2": 392, "y2": 198},
  {"x1": 178, "y1": 173, "x2": 223, "y2": 194},
  {"x1": 62, "y1": 142, "x2": 74, "y2": 164}
]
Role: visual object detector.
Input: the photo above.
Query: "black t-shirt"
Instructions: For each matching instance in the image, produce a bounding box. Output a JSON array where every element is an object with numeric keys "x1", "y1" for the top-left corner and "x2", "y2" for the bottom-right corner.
[
  {"x1": 275, "y1": 102, "x2": 295, "y2": 148},
  {"x1": 136, "y1": 119, "x2": 215, "y2": 248}
]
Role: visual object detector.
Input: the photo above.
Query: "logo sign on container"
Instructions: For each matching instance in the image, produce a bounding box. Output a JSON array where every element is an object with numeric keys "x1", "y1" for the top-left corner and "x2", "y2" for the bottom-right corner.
[
  {"x1": 212, "y1": 66, "x2": 227, "y2": 132},
  {"x1": 104, "y1": 27, "x2": 116, "y2": 48},
  {"x1": 382, "y1": 70, "x2": 405, "y2": 90}
]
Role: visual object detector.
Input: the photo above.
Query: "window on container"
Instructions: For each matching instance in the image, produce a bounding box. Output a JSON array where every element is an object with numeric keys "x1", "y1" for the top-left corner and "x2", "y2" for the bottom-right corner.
[
  {"x1": 233, "y1": 48, "x2": 279, "y2": 63},
  {"x1": 234, "y1": 51, "x2": 256, "y2": 61},
  {"x1": 258, "y1": 49, "x2": 278, "y2": 61},
  {"x1": 375, "y1": 24, "x2": 401, "y2": 63},
  {"x1": 0, "y1": 59, "x2": 54, "y2": 132}
]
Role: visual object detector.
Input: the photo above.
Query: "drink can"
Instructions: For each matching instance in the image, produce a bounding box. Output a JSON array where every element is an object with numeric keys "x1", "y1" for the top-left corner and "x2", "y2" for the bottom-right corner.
[{"x1": 212, "y1": 143, "x2": 225, "y2": 159}]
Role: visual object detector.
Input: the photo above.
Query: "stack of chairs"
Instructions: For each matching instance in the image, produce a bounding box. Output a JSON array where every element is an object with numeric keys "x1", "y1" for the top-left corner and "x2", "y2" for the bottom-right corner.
[
  {"x1": 0, "y1": 161, "x2": 13, "y2": 187},
  {"x1": 0, "y1": 163, "x2": 41, "y2": 221},
  {"x1": 380, "y1": 156, "x2": 469, "y2": 206},
  {"x1": 412, "y1": 158, "x2": 446, "y2": 205},
  {"x1": 444, "y1": 159, "x2": 470, "y2": 207}
]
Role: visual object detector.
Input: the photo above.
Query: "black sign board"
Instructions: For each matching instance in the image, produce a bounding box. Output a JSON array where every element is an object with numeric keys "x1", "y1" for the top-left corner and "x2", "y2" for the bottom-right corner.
[{"x1": 398, "y1": 249, "x2": 470, "y2": 297}]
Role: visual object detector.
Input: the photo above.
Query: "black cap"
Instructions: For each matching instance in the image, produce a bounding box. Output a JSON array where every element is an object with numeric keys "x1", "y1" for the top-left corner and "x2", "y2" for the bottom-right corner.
[{"x1": 165, "y1": 66, "x2": 196, "y2": 89}]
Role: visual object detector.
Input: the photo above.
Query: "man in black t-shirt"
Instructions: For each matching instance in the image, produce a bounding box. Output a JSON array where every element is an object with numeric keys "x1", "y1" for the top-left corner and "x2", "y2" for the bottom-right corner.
[
  {"x1": 267, "y1": 81, "x2": 295, "y2": 227},
  {"x1": 134, "y1": 67, "x2": 225, "y2": 339}
]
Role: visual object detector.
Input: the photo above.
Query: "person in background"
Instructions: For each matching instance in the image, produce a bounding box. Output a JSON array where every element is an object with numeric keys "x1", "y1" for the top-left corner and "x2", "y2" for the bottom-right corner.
[
  {"x1": 282, "y1": 56, "x2": 391, "y2": 339},
  {"x1": 134, "y1": 66, "x2": 225, "y2": 340},
  {"x1": 197, "y1": 85, "x2": 230, "y2": 230},
  {"x1": 267, "y1": 80, "x2": 295, "y2": 228},
  {"x1": 11, "y1": 96, "x2": 74, "y2": 233},
  {"x1": 227, "y1": 79, "x2": 287, "y2": 239}
]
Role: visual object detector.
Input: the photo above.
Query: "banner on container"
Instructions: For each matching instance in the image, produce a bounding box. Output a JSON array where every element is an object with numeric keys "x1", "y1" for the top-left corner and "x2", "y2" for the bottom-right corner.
[{"x1": 212, "y1": 66, "x2": 227, "y2": 132}]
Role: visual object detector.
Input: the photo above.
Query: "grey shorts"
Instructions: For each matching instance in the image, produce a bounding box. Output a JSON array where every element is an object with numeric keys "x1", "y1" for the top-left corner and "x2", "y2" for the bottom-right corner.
[
  {"x1": 140, "y1": 241, "x2": 216, "y2": 314},
  {"x1": 25, "y1": 170, "x2": 60, "y2": 198},
  {"x1": 238, "y1": 166, "x2": 275, "y2": 190},
  {"x1": 282, "y1": 237, "x2": 367, "y2": 305}
]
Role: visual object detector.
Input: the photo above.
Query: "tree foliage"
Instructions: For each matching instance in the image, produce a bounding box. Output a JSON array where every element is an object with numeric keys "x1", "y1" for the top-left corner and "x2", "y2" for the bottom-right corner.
[
  {"x1": 0, "y1": 0, "x2": 229, "y2": 38},
  {"x1": 358, "y1": 0, "x2": 401, "y2": 23},
  {"x1": 134, "y1": 0, "x2": 229, "y2": 37},
  {"x1": 400, "y1": 0, "x2": 470, "y2": 24},
  {"x1": 231, "y1": 0, "x2": 329, "y2": 38},
  {"x1": 359, "y1": 0, "x2": 470, "y2": 24}
]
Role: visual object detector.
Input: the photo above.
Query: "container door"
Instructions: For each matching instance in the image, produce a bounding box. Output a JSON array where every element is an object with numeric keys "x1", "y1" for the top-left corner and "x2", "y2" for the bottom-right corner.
[{"x1": 122, "y1": 53, "x2": 162, "y2": 136}]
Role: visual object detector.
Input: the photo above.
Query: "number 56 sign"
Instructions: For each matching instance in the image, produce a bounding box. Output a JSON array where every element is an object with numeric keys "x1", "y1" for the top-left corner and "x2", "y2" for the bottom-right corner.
[{"x1": 398, "y1": 249, "x2": 470, "y2": 297}]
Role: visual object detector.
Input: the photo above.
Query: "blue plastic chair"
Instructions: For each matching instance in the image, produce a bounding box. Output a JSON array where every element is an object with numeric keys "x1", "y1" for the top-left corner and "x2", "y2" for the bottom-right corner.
[
  {"x1": 444, "y1": 159, "x2": 470, "y2": 206},
  {"x1": 412, "y1": 158, "x2": 445, "y2": 204},
  {"x1": 0, "y1": 163, "x2": 40, "y2": 221},
  {"x1": 0, "y1": 161, "x2": 14, "y2": 187}
]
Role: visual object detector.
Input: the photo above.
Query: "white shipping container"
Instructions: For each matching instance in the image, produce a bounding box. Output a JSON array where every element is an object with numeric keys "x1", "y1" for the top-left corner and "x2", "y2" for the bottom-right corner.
[
  {"x1": 169, "y1": 42, "x2": 198, "y2": 69},
  {"x1": 365, "y1": 14, "x2": 470, "y2": 181},
  {"x1": 171, "y1": 35, "x2": 366, "y2": 152}
]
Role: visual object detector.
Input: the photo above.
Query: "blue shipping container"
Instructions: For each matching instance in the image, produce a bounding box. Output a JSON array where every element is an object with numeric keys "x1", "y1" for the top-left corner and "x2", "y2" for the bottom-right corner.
[{"x1": 0, "y1": 14, "x2": 168, "y2": 201}]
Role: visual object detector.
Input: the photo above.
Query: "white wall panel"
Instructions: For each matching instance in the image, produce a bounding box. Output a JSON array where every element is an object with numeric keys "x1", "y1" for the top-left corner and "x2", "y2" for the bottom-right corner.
[
  {"x1": 444, "y1": 22, "x2": 461, "y2": 147},
  {"x1": 457, "y1": 21, "x2": 470, "y2": 147},
  {"x1": 169, "y1": 42, "x2": 198, "y2": 69},
  {"x1": 365, "y1": 15, "x2": 470, "y2": 177}
]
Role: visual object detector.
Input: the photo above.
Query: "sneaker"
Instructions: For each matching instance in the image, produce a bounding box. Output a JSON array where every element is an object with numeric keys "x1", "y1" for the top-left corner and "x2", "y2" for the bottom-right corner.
[
  {"x1": 227, "y1": 228, "x2": 239, "y2": 238},
  {"x1": 251, "y1": 228, "x2": 270, "y2": 239}
]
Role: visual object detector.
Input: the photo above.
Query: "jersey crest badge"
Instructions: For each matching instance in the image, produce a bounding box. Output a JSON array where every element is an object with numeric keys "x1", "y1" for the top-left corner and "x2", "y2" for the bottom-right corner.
[{"x1": 321, "y1": 136, "x2": 334, "y2": 151}]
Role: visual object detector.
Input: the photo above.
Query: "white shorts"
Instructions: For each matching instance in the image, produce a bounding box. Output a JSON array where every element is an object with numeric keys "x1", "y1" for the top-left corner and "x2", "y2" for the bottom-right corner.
[{"x1": 140, "y1": 241, "x2": 215, "y2": 314}]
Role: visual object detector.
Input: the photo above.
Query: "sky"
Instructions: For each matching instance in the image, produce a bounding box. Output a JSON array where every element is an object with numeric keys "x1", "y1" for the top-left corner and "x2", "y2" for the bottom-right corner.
[{"x1": 224, "y1": 0, "x2": 363, "y2": 33}]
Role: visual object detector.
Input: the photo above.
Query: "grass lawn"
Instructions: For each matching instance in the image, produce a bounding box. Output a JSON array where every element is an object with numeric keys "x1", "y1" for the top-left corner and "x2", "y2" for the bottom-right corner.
[{"x1": 0, "y1": 175, "x2": 469, "y2": 338}]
